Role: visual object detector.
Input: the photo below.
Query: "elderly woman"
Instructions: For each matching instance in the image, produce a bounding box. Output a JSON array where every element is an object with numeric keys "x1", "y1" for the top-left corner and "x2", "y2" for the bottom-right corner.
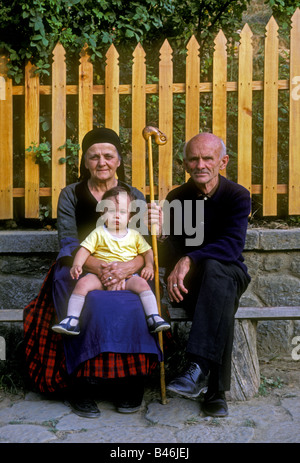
[{"x1": 23, "y1": 128, "x2": 162, "y2": 418}]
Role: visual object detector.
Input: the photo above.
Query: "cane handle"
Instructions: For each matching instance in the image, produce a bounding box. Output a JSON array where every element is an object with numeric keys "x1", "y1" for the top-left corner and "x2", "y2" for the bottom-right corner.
[{"x1": 142, "y1": 126, "x2": 167, "y2": 145}]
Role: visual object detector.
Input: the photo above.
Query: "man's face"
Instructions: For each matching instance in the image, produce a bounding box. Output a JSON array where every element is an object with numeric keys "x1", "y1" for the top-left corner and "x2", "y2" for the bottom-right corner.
[{"x1": 183, "y1": 135, "x2": 229, "y2": 192}]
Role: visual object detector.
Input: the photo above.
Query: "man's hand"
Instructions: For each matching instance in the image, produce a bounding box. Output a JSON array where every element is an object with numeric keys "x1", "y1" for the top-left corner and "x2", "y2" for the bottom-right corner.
[
  {"x1": 167, "y1": 256, "x2": 192, "y2": 303},
  {"x1": 146, "y1": 202, "x2": 163, "y2": 236}
]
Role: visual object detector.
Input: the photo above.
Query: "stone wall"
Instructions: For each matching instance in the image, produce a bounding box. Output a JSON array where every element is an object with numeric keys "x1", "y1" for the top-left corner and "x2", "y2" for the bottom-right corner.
[
  {"x1": 0, "y1": 229, "x2": 299, "y2": 362},
  {"x1": 240, "y1": 228, "x2": 300, "y2": 360}
]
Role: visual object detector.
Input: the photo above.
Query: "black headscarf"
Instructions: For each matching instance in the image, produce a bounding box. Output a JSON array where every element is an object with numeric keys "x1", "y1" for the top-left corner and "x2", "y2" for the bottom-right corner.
[{"x1": 79, "y1": 127, "x2": 125, "y2": 182}]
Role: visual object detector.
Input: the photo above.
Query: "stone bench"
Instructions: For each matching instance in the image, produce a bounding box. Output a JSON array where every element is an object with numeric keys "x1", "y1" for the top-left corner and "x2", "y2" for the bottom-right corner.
[
  {"x1": 1, "y1": 305, "x2": 300, "y2": 402},
  {"x1": 167, "y1": 305, "x2": 300, "y2": 401}
]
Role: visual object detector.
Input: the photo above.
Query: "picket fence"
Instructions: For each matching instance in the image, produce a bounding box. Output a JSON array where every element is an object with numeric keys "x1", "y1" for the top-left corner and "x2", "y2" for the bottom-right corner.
[{"x1": 0, "y1": 10, "x2": 300, "y2": 220}]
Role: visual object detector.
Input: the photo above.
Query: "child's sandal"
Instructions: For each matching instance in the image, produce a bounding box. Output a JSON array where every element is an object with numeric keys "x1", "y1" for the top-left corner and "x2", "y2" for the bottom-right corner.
[
  {"x1": 52, "y1": 316, "x2": 80, "y2": 336},
  {"x1": 146, "y1": 314, "x2": 171, "y2": 334}
]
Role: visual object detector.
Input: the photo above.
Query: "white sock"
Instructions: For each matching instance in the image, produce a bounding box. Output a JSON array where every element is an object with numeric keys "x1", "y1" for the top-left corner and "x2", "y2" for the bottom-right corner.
[
  {"x1": 139, "y1": 290, "x2": 164, "y2": 323},
  {"x1": 61, "y1": 294, "x2": 85, "y2": 326}
]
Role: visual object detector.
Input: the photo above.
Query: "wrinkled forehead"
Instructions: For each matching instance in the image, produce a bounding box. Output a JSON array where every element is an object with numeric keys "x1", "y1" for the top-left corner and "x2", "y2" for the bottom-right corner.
[
  {"x1": 186, "y1": 134, "x2": 222, "y2": 157},
  {"x1": 85, "y1": 142, "x2": 119, "y2": 156}
]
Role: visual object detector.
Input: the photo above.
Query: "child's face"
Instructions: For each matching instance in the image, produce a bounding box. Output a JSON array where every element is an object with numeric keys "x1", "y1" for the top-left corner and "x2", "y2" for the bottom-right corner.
[{"x1": 104, "y1": 193, "x2": 131, "y2": 232}]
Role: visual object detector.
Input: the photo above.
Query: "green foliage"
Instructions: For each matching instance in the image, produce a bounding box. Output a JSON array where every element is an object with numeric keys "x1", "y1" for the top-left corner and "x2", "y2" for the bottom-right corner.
[
  {"x1": 0, "y1": 0, "x2": 253, "y2": 83},
  {"x1": 258, "y1": 374, "x2": 283, "y2": 396},
  {"x1": 26, "y1": 138, "x2": 51, "y2": 165},
  {"x1": 26, "y1": 136, "x2": 80, "y2": 174},
  {"x1": 268, "y1": 0, "x2": 300, "y2": 38},
  {"x1": 3, "y1": 0, "x2": 300, "y2": 221},
  {"x1": 59, "y1": 138, "x2": 80, "y2": 183},
  {"x1": 269, "y1": 0, "x2": 300, "y2": 19}
]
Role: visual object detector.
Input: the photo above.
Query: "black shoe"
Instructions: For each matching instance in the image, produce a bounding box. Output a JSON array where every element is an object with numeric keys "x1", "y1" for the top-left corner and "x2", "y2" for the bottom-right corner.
[
  {"x1": 202, "y1": 391, "x2": 228, "y2": 417},
  {"x1": 65, "y1": 396, "x2": 100, "y2": 419},
  {"x1": 166, "y1": 362, "x2": 208, "y2": 399},
  {"x1": 115, "y1": 376, "x2": 144, "y2": 413},
  {"x1": 116, "y1": 398, "x2": 142, "y2": 414}
]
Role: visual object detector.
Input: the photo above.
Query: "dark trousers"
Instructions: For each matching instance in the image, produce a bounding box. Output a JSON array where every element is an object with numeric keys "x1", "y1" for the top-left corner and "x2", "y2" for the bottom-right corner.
[{"x1": 177, "y1": 259, "x2": 249, "y2": 392}]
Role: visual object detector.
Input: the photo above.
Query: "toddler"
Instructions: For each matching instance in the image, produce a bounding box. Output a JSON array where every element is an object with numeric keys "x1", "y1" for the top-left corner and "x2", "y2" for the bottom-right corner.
[{"x1": 52, "y1": 186, "x2": 170, "y2": 336}]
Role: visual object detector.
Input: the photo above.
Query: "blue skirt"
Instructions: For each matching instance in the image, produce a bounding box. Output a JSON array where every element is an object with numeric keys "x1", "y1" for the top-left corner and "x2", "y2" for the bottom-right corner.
[{"x1": 52, "y1": 240, "x2": 162, "y2": 375}]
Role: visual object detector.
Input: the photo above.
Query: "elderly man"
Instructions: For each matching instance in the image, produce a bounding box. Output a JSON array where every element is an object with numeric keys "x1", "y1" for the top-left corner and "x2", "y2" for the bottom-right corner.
[{"x1": 160, "y1": 132, "x2": 251, "y2": 417}]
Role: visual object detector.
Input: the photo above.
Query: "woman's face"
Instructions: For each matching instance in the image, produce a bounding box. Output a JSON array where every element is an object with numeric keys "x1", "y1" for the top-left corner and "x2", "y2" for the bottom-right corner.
[{"x1": 84, "y1": 143, "x2": 121, "y2": 182}]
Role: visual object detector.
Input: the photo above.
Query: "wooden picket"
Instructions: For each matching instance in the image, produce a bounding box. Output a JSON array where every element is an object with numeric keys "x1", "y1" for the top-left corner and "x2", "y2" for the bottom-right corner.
[
  {"x1": 263, "y1": 16, "x2": 279, "y2": 216},
  {"x1": 52, "y1": 43, "x2": 66, "y2": 218},
  {"x1": 213, "y1": 30, "x2": 228, "y2": 179},
  {"x1": 238, "y1": 24, "x2": 253, "y2": 194},
  {"x1": 213, "y1": 30, "x2": 227, "y2": 146},
  {"x1": 132, "y1": 43, "x2": 146, "y2": 195},
  {"x1": 289, "y1": 9, "x2": 300, "y2": 215},
  {"x1": 0, "y1": 55, "x2": 13, "y2": 219},
  {"x1": 25, "y1": 62, "x2": 40, "y2": 218},
  {"x1": 78, "y1": 45, "x2": 93, "y2": 168},
  {"x1": 159, "y1": 40, "x2": 173, "y2": 202},
  {"x1": 185, "y1": 35, "x2": 200, "y2": 182},
  {"x1": 105, "y1": 44, "x2": 119, "y2": 135},
  {"x1": 0, "y1": 11, "x2": 300, "y2": 220}
]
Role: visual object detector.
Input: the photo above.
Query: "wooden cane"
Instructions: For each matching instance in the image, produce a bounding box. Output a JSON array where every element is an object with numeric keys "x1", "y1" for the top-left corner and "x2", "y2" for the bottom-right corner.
[{"x1": 142, "y1": 126, "x2": 168, "y2": 405}]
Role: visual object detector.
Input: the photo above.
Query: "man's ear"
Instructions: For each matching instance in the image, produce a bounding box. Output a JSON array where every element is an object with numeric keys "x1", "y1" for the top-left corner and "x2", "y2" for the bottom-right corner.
[
  {"x1": 183, "y1": 159, "x2": 190, "y2": 174},
  {"x1": 219, "y1": 155, "x2": 229, "y2": 171}
]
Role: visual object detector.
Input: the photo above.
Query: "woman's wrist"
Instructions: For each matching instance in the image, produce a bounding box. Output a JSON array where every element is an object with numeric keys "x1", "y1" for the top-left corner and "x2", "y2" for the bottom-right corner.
[
  {"x1": 121, "y1": 255, "x2": 144, "y2": 277},
  {"x1": 83, "y1": 255, "x2": 105, "y2": 275}
]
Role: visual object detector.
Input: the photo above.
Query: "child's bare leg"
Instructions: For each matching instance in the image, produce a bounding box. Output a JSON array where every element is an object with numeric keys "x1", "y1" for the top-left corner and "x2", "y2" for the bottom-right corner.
[
  {"x1": 52, "y1": 274, "x2": 103, "y2": 335},
  {"x1": 73, "y1": 273, "x2": 104, "y2": 296},
  {"x1": 125, "y1": 276, "x2": 170, "y2": 333}
]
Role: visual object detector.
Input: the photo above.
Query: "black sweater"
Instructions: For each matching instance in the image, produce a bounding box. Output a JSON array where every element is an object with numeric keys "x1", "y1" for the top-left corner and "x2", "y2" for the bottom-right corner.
[{"x1": 161, "y1": 175, "x2": 251, "y2": 280}]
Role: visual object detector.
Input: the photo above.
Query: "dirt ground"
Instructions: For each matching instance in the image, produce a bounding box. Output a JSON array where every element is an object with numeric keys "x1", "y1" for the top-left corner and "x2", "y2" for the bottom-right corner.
[
  {"x1": 258, "y1": 359, "x2": 300, "y2": 397},
  {"x1": 0, "y1": 359, "x2": 299, "y2": 405}
]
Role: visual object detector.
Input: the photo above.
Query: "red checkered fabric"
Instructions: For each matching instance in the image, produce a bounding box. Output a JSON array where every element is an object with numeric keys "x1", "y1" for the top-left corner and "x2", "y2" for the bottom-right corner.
[{"x1": 23, "y1": 264, "x2": 157, "y2": 393}]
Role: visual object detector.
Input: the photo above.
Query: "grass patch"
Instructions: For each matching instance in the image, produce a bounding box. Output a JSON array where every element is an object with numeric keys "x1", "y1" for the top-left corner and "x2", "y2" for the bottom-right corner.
[{"x1": 258, "y1": 374, "x2": 284, "y2": 396}]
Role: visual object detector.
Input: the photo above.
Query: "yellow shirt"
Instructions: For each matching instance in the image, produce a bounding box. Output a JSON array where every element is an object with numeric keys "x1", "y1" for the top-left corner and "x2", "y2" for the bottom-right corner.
[{"x1": 80, "y1": 225, "x2": 151, "y2": 263}]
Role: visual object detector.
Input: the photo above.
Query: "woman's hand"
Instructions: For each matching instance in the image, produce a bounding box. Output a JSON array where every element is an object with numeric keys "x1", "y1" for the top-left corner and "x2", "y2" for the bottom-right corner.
[
  {"x1": 106, "y1": 278, "x2": 126, "y2": 291},
  {"x1": 99, "y1": 261, "x2": 133, "y2": 287}
]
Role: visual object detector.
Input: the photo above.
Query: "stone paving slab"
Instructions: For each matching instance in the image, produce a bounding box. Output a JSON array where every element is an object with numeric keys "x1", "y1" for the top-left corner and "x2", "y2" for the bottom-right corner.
[{"x1": 0, "y1": 385, "x2": 300, "y2": 444}]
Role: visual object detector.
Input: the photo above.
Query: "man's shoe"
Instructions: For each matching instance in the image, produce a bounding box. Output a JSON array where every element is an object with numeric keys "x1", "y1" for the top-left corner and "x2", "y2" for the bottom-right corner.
[
  {"x1": 65, "y1": 397, "x2": 100, "y2": 419},
  {"x1": 202, "y1": 391, "x2": 228, "y2": 417},
  {"x1": 166, "y1": 362, "x2": 208, "y2": 399}
]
